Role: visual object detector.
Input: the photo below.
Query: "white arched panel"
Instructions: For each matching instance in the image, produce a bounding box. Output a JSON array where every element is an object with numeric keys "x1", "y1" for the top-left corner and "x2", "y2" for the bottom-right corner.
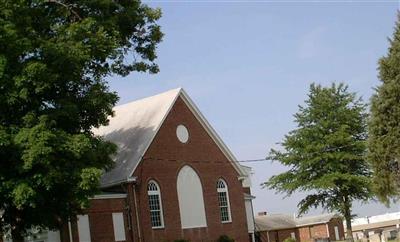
[{"x1": 177, "y1": 165, "x2": 207, "y2": 228}]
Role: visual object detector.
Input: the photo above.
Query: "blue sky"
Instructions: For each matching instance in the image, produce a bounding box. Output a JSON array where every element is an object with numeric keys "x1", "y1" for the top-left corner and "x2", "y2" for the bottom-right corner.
[{"x1": 108, "y1": 1, "x2": 400, "y2": 217}]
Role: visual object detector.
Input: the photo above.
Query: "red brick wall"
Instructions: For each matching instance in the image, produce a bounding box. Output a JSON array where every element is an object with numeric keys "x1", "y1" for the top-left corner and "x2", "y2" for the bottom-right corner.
[
  {"x1": 327, "y1": 218, "x2": 345, "y2": 241},
  {"x1": 86, "y1": 198, "x2": 131, "y2": 242},
  {"x1": 259, "y1": 229, "x2": 298, "y2": 242},
  {"x1": 277, "y1": 229, "x2": 298, "y2": 242},
  {"x1": 310, "y1": 224, "x2": 329, "y2": 239},
  {"x1": 299, "y1": 219, "x2": 345, "y2": 241},
  {"x1": 298, "y1": 227, "x2": 311, "y2": 242},
  {"x1": 62, "y1": 197, "x2": 131, "y2": 242},
  {"x1": 262, "y1": 231, "x2": 275, "y2": 242},
  {"x1": 268, "y1": 231, "x2": 277, "y2": 242},
  {"x1": 294, "y1": 224, "x2": 328, "y2": 242},
  {"x1": 131, "y1": 97, "x2": 249, "y2": 242},
  {"x1": 243, "y1": 187, "x2": 251, "y2": 194}
]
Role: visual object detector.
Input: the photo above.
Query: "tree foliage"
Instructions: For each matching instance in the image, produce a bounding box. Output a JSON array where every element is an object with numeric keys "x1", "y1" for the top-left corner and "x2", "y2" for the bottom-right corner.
[
  {"x1": 369, "y1": 13, "x2": 400, "y2": 203},
  {"x1": 217, "y1": 235, "x2": 235, "y2": 242},
  {"x1": 0, "y1": 0, "x2": 162, "y2": 239},
  {"x1": 264, "y1": 83, "x2": 372, "y2": 237}
]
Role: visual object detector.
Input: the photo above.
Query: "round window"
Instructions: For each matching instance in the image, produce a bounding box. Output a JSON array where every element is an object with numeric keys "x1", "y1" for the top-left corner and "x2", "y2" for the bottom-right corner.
[{"x1": 176, "y1": 125, "x2": 189, "y2": 143}]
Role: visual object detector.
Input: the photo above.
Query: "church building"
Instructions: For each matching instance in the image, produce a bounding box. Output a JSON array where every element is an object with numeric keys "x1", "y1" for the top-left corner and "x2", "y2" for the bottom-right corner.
[{"x1": 58, "y1": 88, "x2": 255, "y2": 242}]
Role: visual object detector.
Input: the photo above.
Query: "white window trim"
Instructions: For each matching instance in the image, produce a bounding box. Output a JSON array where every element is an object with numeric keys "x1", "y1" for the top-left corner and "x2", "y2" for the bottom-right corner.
[
  {"x1": 217, "y1": 179, "x2": 232, "y2": 223},
  {"x1": 77, "y1": 215, "x2": 91, "y2": 242},
  {"x1": 176, "y1": 124, "x2": 189, "y2": 143},
  {"x1": 177, "y1": 165, "x2": 208, "y2": 229},
  {"x1": 112, "y1": 212, "x2": 126, "y2": 242},
  {"x1": 147, "y1": 180, "x2": 165, "y2": 229},
  {"x1": 334, "y1": 226, "x2": 340, "y2": 241}
]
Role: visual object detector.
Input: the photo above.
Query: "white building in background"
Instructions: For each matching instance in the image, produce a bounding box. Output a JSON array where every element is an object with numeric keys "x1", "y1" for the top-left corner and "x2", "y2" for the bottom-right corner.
[
  {"x1": 242, "y1": 165, "x2": 256, "y2": 242},
  {"x1": 349, "y1": 212, "x2": 400, "y2": 242}
]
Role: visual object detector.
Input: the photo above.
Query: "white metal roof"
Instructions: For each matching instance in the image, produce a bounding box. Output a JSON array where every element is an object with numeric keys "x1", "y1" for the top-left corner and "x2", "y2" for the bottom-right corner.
[
  {"x1": 93, "y1": 88, "x2": 245, "y2": 187},
  {"x1": 93, "y1": 88, "x2": 181, "y2": 187}
]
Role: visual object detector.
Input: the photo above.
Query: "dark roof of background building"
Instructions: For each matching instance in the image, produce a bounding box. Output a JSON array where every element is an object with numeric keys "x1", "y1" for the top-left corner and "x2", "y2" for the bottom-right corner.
[{"x1": 255, "y1": 213, "x2": 340, "y2": 231}]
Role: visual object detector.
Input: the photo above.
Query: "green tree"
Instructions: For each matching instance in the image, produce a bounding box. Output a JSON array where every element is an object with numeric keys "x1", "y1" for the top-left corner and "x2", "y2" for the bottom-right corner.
[
  {"x1": 369, "y1": 13, "x2": 400, "y2": 203},
  {"x1": 264, "y1": 83, "x2": 372, "y2": 239},
  {"x1": 217, "y1": 235, "x2": 235, "y2": 242},
  {"x1": 283, "y1": 237, "x2": 296, "y2": 242},
  {"x1": 0, "y1": 0, "x2": 162, "y2": 241}
]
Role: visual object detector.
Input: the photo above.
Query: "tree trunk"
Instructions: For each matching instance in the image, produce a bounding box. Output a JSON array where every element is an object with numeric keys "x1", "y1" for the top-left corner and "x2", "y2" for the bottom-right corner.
[
  {"x1": 344, "y1": 214, "x2": 354, "y2": 241},
  {"x1": 343, "y1": 196, "x2": 354, "y2": 241},
  {"x1": 11, "y1": 228, "x2": 24, "y2": 242},
  {"x1": 0, "y1": 221, "x2": 3, "y2": 242}
]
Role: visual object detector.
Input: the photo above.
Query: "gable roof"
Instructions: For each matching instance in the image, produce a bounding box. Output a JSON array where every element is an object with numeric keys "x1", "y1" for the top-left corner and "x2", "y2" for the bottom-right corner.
[
  {"x1": 93, "y1": 88, "x2": 245, "y2": 187},
  {"x1": 255, "y1": 213, "x2": 340, "y2": 232},
  {"x1": 295, "y1": 213, "x2": 339, "y2": 227},
  {"x1": 255, "y1": 214, "x2": 295, "y2": 231}
]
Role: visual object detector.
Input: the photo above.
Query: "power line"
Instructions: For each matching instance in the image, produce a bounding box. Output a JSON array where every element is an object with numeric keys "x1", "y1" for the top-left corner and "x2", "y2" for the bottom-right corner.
[
  {"x1": 142, "y1": 157, "x2": 270, "y2": 164},
  {"x1": 142, "y1": 143, "x2": 361, "y2": 164}
]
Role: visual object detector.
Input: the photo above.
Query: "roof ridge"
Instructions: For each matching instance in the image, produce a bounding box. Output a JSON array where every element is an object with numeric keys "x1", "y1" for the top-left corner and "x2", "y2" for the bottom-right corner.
[{"x1": 115, "y1": 87, "x2": 182, "y2": 108}]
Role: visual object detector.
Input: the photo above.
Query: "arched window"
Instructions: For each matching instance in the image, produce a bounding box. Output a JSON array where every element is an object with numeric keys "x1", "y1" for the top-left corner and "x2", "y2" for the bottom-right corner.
[
  {"x1": 147, "y1": 180, "x2": 164, "y2": 228},
  {"x1": 217, "y1": 179, "x2": 232, "y2": 223},
  {"x1": 177, "y1": 165, "x2": 207, "y2": 228}
]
